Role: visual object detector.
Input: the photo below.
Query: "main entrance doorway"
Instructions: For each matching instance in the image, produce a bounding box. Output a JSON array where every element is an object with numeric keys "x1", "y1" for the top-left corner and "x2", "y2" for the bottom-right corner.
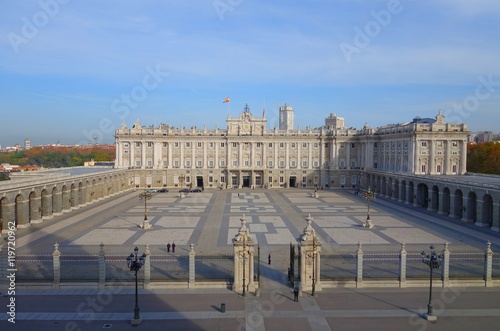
[
  {"x1": 196, "y1": 176, "x2": 203, "y2": 188},
  {"x1": 289, "y1": 176, "x2": 296, "y2": 188},
  {"x1": 243, "y1": 175, "x2": 250, "y2": 188}
]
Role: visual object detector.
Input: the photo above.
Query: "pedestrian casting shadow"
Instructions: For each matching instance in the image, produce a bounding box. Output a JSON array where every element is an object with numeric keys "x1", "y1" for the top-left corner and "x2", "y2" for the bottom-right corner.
[{"x1": 211, "y1": 304, "x2": 224, "y2": 312}]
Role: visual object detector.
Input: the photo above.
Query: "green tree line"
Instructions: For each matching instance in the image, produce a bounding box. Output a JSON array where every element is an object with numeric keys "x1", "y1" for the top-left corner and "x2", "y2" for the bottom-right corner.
[{"x1": 0, "y1": 146, "x2": 115, "y2": 169}]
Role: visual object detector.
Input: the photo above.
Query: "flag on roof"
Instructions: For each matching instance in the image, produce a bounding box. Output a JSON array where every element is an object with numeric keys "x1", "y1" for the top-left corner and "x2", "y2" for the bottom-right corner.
[{"x1": 223, "y1": 97, "x2": 230, "y2": 103}]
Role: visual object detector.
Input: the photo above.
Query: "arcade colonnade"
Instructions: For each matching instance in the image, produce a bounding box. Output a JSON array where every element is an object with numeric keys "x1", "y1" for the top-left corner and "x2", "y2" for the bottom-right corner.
[
  {"x1": 0, "y1": 170, "x2": 133, "y2": 234},
  {"x1": 364, "y1": 172, "x2": 500, "y2": 232}
]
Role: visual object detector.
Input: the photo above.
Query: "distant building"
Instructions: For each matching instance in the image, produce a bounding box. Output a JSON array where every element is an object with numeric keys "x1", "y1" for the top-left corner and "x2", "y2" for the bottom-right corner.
[
  {"x1": 24, "y1": 138, "x2": 31, "y2": 150},
  {"x1": 279, "y1": 104, "x2": 294, "y2": 131},
  {"x1": 475, "y1": 131, "x2": 500, "y2": 143}
]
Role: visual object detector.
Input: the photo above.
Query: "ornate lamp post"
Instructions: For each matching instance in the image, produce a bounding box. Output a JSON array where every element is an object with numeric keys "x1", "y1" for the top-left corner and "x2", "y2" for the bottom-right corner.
[
  {"x1": 362, "y1": 186, "x2": 376, "y2": 228},
  {"x1": 127, "y1": 247, "x2": 146, "y2": 325},
  {"x1": 421, "y1": 245, "x2": 443, "y2": 321},
  {"x1": 139, "y1": 189, "x2": 153, "y2": 229}
]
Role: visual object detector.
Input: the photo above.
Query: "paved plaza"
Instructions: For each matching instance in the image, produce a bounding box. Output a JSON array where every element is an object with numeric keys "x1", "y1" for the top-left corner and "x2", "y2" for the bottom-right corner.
[
  {"x1": 4, "y1": 188, "x2": 500, "y2": 330},
  {"x1": 14, "y1": 188, "x2": 500, "y2": 258}
]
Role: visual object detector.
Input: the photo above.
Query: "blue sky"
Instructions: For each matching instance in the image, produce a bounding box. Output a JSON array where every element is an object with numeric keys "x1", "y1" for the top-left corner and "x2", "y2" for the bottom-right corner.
[{"x1": 1, "y1": 0, "x2": 499, "y2": 146}]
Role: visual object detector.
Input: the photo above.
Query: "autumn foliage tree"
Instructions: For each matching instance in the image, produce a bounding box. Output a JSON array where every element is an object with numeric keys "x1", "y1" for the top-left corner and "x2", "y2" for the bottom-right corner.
[
  {"x1": 0, "y1": 145, "x2": 115, "y2": 168},
  {"x1": 467, "y1": 142, "x2": 500, "y2": 175}
]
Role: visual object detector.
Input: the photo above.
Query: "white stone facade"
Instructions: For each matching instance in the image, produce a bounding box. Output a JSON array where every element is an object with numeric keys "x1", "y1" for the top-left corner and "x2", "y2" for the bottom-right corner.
[{"x1": 114, "y1": 106, "x2": 468, "y2": 189}]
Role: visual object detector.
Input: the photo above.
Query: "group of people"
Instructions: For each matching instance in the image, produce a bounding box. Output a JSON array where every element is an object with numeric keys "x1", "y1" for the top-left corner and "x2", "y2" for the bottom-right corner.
[{"x1": 166, "y1": 242, "x2": 176, "y2": 253}]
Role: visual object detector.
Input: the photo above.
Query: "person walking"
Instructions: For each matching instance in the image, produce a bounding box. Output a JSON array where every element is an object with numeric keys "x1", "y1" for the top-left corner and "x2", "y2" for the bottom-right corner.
[
  {"x1": 294, "y1": 287, "x2": 299, "y2": 302},
  {"x1": 167, "y1": 242, "x2": 171, "y2": 253},
  {"x1": 268, "y1": 253, "x2": 271, "y2": 265},
  {"x1": 172, "y1": 242, "x2": 176, "y2": 253}
]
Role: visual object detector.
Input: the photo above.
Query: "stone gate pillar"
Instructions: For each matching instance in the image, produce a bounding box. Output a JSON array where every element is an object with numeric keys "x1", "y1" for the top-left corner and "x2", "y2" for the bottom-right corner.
[
  {"x1": 298, "y1": 214, "x2": 322, "y2": 294},
  {"x1": 232, "y1": 214, "x2": 256, "y2": 295}
]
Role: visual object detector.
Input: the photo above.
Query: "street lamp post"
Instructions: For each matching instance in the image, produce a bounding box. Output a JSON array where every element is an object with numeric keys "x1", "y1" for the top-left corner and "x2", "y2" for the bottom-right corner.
[
  {"x1": 421, "y1": 245, "x2": 443, "y2": 321},
  {"x1": 127, "y1": 247, "x2": 146, "y2": 325},
  {"x1": 139, "y1": 189, "x2": 153, "y2": 229},
  {"x1": 362, "y1": 186, "x2": 376, "y2": 228}
]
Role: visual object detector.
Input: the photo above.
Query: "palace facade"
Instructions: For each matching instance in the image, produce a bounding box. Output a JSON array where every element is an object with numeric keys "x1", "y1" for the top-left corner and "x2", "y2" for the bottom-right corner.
[{"x1": 114, "y1": 104, "x2": 468, "y2": 190}]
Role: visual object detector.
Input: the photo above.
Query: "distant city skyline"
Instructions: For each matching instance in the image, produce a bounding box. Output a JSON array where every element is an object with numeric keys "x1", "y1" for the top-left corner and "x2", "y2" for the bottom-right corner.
[{"x1": 1, "y1": 1, "x2": 499, "y2": 147}]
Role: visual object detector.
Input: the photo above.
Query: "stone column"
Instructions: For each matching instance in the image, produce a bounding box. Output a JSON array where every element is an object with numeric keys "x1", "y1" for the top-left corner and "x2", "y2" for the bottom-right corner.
[
  {"x1": 143, "y1": 245, "x2": 151, "y2": 290},
  {"x1": 130, "y1": 141, "x2": 135, "y2": 167},
  {"x1": 448, "y1": 193, "x2": 459, "y2": 219},
  {"x1": 405, "y1": 185, "x2": 412, "y2": 205},
  {"x1": 0, "y1": 244, "x2": 5, "y2": 292},
  {"x1": 461, "y1": 197, "x2": 470, "y2": 223},
  {"x1": 475, "y1": 202, "x2": 486, "y2": 227},
  {"x1": 142, "y1": 142, "x2": 146, "y2": 169},
  {"x1": 53, "y1": 190, "x2": 63, "y2": 215},
  {"x1": 492, "y1": 203, "x2": 500, "y2": 232},
  {"x1": 298, "y1": 214, "x2": 322, "y2": 294},
  {"x1": 399, "y1": 243, "x2": 407, "y2": 288},
  {"x1": 53, "y1": 242, "x2": 61, "y2": 290},
  {"x1": 485, "y1": 241, "x2": 493, "y2": 287},
  {"x1": 437, "y1": 192, "x2": 447, "y2": 215},
  {"x1": 412, "y1": 186, "x2": 419, "y2": 207},
  {"x1": 429, "y1": 140, "x2": 435, "y2": 174},
  {"x1": 356, "y1": 242, "x2": 363, "y2": 287},
  {"x1": 232, "y1": 215, "x2": 256, "y2": 295},
  {"x1": 356, "y1": 242, "x2": 363, "y2": 288},
  {"x1": 398, "y1": 183, "x2": 405, "y2": 203},
  {"x1": 459, "y1": 140, "x2": 467, "y2": 174},
  {"x1": 98, "y1": 242, "x2": 105, "y2": 290},
  {"x1": 42, "y1": 192, "x2": 53, "y2": 220},
  {"x1": 71, "y1": 186, "x2": 79, "y2": 209},
  {"x1": 189, "y1": 242, "x2": 195, "y2": 289},
  {"x1": 16, "y1": 199, "x2": 30, "y2": 229},
  {"x1": 444, "y1": 141, "x2": 450, "y2": 174},
  {"x1": 441, "y1": 242, "x2": 450, "y2": 287},
  {"x1": 1, "y1": 201, "x2": 15, "y2": 235},
  {"x1": 30, "y1": 196, "x2": 43, "y2": 224},
  {"x1": 427, "y1": 188, "x2": 435, "y2": 212}
]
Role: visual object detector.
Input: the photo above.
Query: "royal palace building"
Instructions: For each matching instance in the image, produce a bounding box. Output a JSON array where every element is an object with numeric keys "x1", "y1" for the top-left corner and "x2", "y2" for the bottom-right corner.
[{"x1": 114, "y1": 104, "x2": 469, "y2": 190}]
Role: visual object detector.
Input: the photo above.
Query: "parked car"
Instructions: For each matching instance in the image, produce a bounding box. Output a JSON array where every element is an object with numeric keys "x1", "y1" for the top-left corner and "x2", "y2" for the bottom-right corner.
[
  {"x1": 145, "y1": 189, "x2": 157, "y2": 193},
  {"x1": 191, "y1": 188, "x2": 202, "y2": 192},
  {"x1": 158, "y1": 188, "x2": 169, "y2": 193},
  {"x1": 179, "y1": 188, "x2": 189, "y2": 193}
]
